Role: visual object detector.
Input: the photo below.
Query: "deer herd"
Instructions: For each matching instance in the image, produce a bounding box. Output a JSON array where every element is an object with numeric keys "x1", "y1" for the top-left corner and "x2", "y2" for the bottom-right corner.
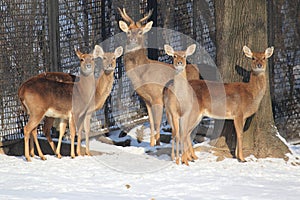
[{"x1": 18, "y1": 8, "x2": 274, "y2": 165}]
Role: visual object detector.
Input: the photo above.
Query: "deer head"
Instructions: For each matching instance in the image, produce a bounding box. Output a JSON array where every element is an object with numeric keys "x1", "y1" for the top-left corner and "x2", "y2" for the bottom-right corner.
[
  {"x1": 164, "y1": 44, "x2": 197, "y2": 74},
  {"x1": 75, "y1": 45, "x2": 103, "y2": 76},
  {"x1": 118, "y1": 8, "x2": 153, "y2": 51},
  {"x1": 243, "y1": 45, "x2": 274, "y2": 73},
  {"x1": 95, "y1": 46, "x2": 123, "y2": 75}
]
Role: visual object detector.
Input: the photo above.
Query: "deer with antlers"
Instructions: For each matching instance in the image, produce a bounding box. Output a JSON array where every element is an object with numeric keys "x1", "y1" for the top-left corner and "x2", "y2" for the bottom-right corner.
[
  {"x1": 188, "y1": 46, "x2": 274, "y2": 162},
  {"x1": 163, "y1": 44, "x2": 200, "y2": 165},
  {"x1": 118, "y1": 8, "x2": 200, "y2": 147},
  {"x1": 18, "y1": 45, "x2": 102, "y2": 161},
  {"x1": 32, "y1": 46, "x2": 123, "y2": 159}
]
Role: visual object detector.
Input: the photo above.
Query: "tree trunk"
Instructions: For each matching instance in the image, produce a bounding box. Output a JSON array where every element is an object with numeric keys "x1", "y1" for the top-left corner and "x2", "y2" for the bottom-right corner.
[{"x1": 213, "y1": 0, "x2": 290, "y2": 160}]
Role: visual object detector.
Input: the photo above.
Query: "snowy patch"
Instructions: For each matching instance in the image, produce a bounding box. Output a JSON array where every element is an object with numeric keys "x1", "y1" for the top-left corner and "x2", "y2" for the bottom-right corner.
[{"x1": 1, "y1": 125, "x2": 300, "y2": 199}]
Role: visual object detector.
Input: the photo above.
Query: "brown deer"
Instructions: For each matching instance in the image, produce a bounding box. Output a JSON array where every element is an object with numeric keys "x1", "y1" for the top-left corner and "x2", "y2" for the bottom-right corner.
[
  {"x1": 18, "y1": 45, "x2": 101, "y2": 161},
  {"x1": 188, "y1": 45, "x2": 274, "y2": 162},
  {"x1": 163, "y1": 44, "x2": 200, "y2": 165},
  {"x1": 118, "y1": 8, "x2": 200, "y2": 147},
  {"x1": 39, "y1": 46, "x2": 123, "y2": 158}
]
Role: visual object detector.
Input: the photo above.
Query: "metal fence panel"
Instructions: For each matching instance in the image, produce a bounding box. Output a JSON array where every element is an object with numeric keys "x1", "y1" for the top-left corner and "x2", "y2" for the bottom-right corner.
[
  {"x1": 1, "y1": 0, "x2": 298, "y2": 143},
  {"x1": 268, "y1": 0, "x2": 300, "y2": 142}
]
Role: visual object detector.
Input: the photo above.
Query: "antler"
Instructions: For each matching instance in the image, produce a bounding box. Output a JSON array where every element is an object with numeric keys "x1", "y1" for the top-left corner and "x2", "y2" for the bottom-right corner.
[
  {"x1": 118, "y1": 8, "x2": 135, "y2": 25},
  {"x1": 118, "y1": 8, "x2": 153, "y2": 28},
  {"x1": 137, "y1": 9, "x2": 153, "y2": 26}
]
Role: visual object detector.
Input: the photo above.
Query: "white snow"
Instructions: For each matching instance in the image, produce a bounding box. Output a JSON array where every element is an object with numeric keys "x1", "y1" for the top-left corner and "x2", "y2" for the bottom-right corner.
[{"x1": 1, "y1": 125, "x2": 300, "y2": 200}]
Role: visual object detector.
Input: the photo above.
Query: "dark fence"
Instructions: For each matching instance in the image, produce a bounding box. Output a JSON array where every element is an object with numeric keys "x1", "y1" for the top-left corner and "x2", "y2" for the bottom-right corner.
[
  {"x1": 268, "y1": 0, "x2": 300, "y2": 143},
  {"x1": 0, "y1": 0, "x2": 216, "y2": 142},
  {"x1": 0, "y1": 0, "x2": 299, "y2": 143}
]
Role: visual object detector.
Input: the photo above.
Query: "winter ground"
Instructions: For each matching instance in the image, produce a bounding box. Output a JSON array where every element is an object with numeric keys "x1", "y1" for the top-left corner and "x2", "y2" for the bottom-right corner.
[{"x1": 1, "y1": 125, "x2": 300, "y2": 200}]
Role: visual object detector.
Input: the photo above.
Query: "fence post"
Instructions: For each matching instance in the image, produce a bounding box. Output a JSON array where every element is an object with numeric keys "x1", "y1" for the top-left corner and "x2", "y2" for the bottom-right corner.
[
  {"x1": 147, "y1": 0, "x2": 158, "y2": 60},
  {"x1": 48, "y1": 0, "x2": 60, "y2": 72}
]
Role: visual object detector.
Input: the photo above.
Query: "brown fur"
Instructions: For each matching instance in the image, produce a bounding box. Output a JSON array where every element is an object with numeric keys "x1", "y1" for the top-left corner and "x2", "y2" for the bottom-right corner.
[
  {"x1": 188, "y1": 46, "x2": 274, "y2": 162},
  {"x1": 18, "y1": 46, "x2": 101, "y2": 161},
  {"x1": 41, "y1": 46, "x2": 123, "y2": 158},
  {"x1": 118, "y1": 8, "x2": 200, "y2": 146},
  {"x1": 163, "y1": 44, "x2": 199, "y2": 165}
]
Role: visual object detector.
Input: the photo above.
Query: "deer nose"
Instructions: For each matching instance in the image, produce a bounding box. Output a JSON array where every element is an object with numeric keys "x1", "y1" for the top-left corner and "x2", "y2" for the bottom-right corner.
[
  {"x1": 130, "y1": 38, "x2": 137, "y2": 43},
  {"x1": 86, "y1": 64, "x2": 92, "y2": 69},
  {"x1": 257, "y1": 64, "x2": 262, "y2": 68},
  {"x1": 177, "y1": 61, "x2": 183, "y2": 65}
]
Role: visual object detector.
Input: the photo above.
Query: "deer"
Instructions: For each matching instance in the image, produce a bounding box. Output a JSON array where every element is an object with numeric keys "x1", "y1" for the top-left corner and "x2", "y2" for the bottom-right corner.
[
  {"x1": 163, "y1": 44, "x2": 200, "y2": 165},
  {"x1": 118, "y1": 8, "x2": 200, "y2": 147},
  {"x1": 18, "y1": 45, "x2": 101, "y2": 161},
  {"x1": 36, "y1": 46, "x2": 123, "y2": 158},
  {"x1": 188, "y1": 45, "x2": 274, "y2": 162}
]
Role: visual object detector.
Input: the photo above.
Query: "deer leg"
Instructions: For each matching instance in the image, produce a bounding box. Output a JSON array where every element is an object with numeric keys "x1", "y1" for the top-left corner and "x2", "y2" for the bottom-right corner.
[
  {"x1": 171, "y1": 114, "x2": 180, "y2": 164},
  {"x1": 29, "y1": 133, "x2": 35, "y2": 157},
  {"x1": 83, "y1": 114, "x2": 92, "y2": 156},
  {"x1": 55, "y1": 119, "x2": 67, "y2": 159},
  {"x1": 24, "y1": 116, "x2": 43, "y2": 162},
  {"x1": 234, "y1": 116, "x2": 246, "y2": 162},
  {"x1": 146, "y1": 104, "x2": 155, "y2": 147},
  {"x1": 166, "y1": 112, "x2": 175, "y2": 161},
  {"x1": 151, "y1": 104, "x2": 163, "y2": 146},
  {"x1": 181, "y1": 142, "x2": 190, "y2": 166},
  {"x1": 179, "y1": 125, "x2": 189, "y2": 165},
  {"x1": 69, "y1": 116, "x2": 76, "y2": 159},
  {"x1": 31, "y1": 128, "x2": 46, "y2": 160},
  {"x1": 43, "y1": 117, "x2": 56, "y2": 153},
  {"x1": 179, "y1": 117, "x2": 190, "y2": 165},
  {"x1": 76, "y1": 124, "x2": 83, "y2": 156},
  {"x1": 24, "y1": 130, "x2": 31, "y2": 162}
]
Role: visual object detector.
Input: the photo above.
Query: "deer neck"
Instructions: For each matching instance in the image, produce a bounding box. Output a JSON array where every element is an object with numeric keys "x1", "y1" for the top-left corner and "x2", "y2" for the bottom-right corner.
[
  {"x1": 94, "y1": 70, "x2": 115, "y2": 110},
  {"x1": 174, "y1": 69, "x2": 188, "y2": 99},
  {"x1": 248, "y1": 71, "x2": 267, "y2": 99},
  {"x1": 78, "y1": 73, "x2": 95, "y2": 93},
  {"x1": 124, "y1": 48, "x2": 149, "y2": 72}
]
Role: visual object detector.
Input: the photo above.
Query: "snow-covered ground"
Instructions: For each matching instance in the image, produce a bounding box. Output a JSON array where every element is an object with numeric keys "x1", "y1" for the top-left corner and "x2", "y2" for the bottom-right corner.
[{"x1": 1, "y1": 125, "x2": 300, "y2": 200}]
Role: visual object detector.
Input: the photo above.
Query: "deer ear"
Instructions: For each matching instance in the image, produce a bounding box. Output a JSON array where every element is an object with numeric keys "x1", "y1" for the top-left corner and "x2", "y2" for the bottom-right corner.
[
  {"x1": 186, "y1": 44, "x2": 196, "y2": 57},
  {"x1": 74, "y1": 46, "x2": 83, "y2": 58},
  {"x1": 93, "y1": 45, "x2": 104, "y2": 58},
  {"x1": 114, "y1": 46, "x2": 123, "y2": 58},
  {"x1": 142, "y1": 21, "x2": 153, "y2": 34},
  {"x1": 243, "y1": 45, "x2": 253, "y2": 58},
  {"x1": 265, "y1": 46, "x2": 274, "y2": 58},
  {"x1": 119, "y1": 21, "x2": 129, "y2": 33},
  {"x1": 164, "y1": 44, "x2": 174, "y2": 56}
]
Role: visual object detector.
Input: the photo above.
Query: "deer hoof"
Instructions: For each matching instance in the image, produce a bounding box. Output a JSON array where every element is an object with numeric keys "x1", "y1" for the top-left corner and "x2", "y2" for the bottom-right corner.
[
  {"x1": 150, "y1": 138, "x2": 155, "y2": 147},
  {"x1": 182, "y1": 160, "x2": 189, "y2": 166},
  {"x1": 25, "y1": 157, "x2": 32, "y2": 162},
  {"x1": 56, "y1": 154, "x2": 62, "y2": 159},
  {"x1": 192, "y1": 154, "x2": 198, "y2": 161},
  {"x1": 40, "y1": 156, "x2": 47, "y2": 161}
]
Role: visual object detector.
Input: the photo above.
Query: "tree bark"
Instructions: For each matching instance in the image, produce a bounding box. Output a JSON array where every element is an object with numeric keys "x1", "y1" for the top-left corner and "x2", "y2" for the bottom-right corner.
[{"x1": 213, "y1": 0, "x2": 290, "y2": 159}]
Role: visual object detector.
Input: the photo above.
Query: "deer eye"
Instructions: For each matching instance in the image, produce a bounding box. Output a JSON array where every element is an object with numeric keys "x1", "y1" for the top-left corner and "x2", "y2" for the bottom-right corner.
[
  {"x1": 174, "y1": 55, "x2": 177, "y2": 58},
  {"x1": 252, "y1": 57, "x2": 255, "y2": 60},
  {"x1": 138, "y1": 31, "x2": 143, "y2": 35},
  {"x1": 80, "y1": 58, "x2": 84, "y2": 62}
]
